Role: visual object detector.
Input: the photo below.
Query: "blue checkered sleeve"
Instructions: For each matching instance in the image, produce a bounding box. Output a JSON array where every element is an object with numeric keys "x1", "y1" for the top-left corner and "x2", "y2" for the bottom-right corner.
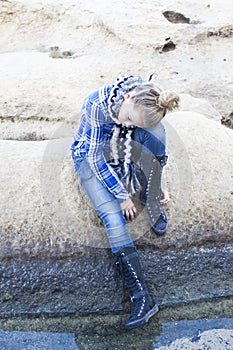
[{"x1": 85, "y1": 99, "x2": 130, "y2": 203}]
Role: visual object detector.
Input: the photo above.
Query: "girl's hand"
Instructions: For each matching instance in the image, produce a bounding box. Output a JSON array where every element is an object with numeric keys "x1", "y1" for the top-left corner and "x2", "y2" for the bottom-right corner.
[
  {"x1": 160, "y1": 188, "x2": 170, "y2": 204},
  {"x1": 120, "y1": 198, "x2": 137, "y2": 221}
]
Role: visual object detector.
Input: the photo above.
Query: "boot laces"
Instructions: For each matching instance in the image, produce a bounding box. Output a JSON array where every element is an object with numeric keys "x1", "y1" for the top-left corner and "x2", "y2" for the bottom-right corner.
[
  {"x1": 132, "y1": 296, "x2": 146, "y2": 317},
  {"x1": 115, "y1": 252, "x2": 144, "y2": 292},
  {"x1": 123, "y1": 257, "x2": 143, "y2": 292}
]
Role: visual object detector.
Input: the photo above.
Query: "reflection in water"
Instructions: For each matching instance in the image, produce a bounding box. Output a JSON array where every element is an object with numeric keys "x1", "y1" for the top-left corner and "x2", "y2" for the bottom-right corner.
[
  {"x1": 0, "y1": 298, "x2": 232, "y2": 350},
  {"x1": 0, "y1": 330, "x2": 80, "y2": 350}
]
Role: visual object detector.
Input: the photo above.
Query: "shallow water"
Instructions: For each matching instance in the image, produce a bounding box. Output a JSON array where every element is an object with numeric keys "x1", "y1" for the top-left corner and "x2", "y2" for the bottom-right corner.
[
  {"x1": 1, "y1": 317, "x2": 233, "y2": 350},
  {"x1": 0, "y1": 297, "x2": 232, "y2": 349},
  {"x1": 0, "y1": 330, "x2": 79, "y2": 350}
]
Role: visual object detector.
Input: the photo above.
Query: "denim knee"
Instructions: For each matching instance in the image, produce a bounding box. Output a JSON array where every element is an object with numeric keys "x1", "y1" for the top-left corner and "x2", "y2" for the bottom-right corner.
[
  {"x1": 132, "y1": 123, "x2": 166, "y2": 156},
  {"x1": 97, "y1": 200, "x2": 126, "y2": 229}
]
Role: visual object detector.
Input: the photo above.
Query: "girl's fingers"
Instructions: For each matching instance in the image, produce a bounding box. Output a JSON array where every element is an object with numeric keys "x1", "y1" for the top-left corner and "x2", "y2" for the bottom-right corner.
[
  {"x1": 129, "y1": 208, "x2": 136, "y2": 220},
  {"x1": 161, "y1": 189, "x2": 170, "y2": 204},
  {"x1": 160, "y1": 198, "x2": 169, "y2": 204},
  {"x1": 124, "y1": 206, "x2": 137, "y2": 221},
  {"x1": 121, "y1": 199, "x2": 137, "y2": 220}
]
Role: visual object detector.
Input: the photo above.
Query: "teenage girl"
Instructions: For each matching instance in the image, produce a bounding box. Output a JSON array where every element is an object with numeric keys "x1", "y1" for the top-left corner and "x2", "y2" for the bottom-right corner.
[{"x1": 71, "y1": 75, "x2": 180, "y2": 330}]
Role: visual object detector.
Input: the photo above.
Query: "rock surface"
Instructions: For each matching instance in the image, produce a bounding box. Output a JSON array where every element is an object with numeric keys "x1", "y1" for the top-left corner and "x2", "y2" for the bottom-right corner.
[
  {"x1": 0, "y1": 111, "x2": 232, "y2": 256},
  {"x1": 0, "y1": 0, "x2": 233, "y2": 256},
  {"x1": 157, "y1": 329, "x2": 233, "y2": 350},
  {"x1": 0, "y1": 0, "x2": 233, "y2": 348}
]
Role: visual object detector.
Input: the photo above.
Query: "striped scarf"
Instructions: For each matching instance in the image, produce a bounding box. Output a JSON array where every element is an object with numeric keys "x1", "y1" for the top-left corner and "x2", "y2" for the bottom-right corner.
[{"x1": 107, "y1": 75, "x2": 144, "y2": 194}]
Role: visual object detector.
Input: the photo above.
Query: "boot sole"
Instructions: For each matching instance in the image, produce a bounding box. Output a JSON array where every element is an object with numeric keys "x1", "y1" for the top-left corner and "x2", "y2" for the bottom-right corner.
[
  {"x1": 152, "y1": 222, "x2": 168, "y2": 236},
  {"x1": 152, "y1": 227, "x2": 167, "y2": 236},
  {"x1": 125, "y1": 304, "x2": 159, "y2": 330}
]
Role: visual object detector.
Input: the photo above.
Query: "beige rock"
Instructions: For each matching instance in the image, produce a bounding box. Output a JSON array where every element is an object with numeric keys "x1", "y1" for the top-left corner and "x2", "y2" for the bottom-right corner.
[
  {"x1": 0, "y1": 0, "x2": 232, "y2": 254},
  {"x1": 157, "y1": 328, "x2": 233, "y2": 349},
  {"x1": 0, "y1": 111, "x2": 232, "y2": 256},
  {"x1": 179, "y1": 94, "x2": 222, "y2": 121},
  {"x1": 160, "y1": 111, "x2": 233, "y2": 248}
]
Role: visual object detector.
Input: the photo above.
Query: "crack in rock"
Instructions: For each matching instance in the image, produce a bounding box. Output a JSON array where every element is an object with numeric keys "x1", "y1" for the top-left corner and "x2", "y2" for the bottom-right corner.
[{"x1": 207, "y1": 26, "x2": 233, "y2": 38}]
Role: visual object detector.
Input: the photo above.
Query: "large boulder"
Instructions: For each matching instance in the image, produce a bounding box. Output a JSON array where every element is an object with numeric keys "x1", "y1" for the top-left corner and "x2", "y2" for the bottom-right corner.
[{"x1": 0, "y1": 110, "x2": 232, "y2": 256}]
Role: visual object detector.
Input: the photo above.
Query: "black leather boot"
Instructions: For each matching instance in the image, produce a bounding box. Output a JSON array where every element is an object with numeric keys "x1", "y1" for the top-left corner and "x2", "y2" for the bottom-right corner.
[
  {"x1": 114, "y1": 246, "x2": 159, "y2": 330},
  {"x1": 140, "y1": 154, "x2": 168, "y2": 235}
]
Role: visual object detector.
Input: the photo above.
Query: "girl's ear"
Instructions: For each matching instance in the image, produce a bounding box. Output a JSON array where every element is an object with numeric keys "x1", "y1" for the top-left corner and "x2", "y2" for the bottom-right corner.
[{"x1": 124, "y1": 93, "x2": 132, "y2": 100}]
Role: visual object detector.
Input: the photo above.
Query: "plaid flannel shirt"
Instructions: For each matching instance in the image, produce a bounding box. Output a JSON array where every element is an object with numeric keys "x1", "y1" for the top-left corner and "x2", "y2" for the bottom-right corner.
[{"x1": 71, "y1": 84, "x2": 130, "y2": 203}]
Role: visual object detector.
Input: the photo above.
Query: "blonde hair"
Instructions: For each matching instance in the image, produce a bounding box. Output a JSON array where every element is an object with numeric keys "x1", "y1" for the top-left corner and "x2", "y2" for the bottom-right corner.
[
  {"x1": 107, "y1": 75, "x2": 180, "y2": 194},
  {"x1": 130, "y1": 83, "x2": 180, "y2": 128}
]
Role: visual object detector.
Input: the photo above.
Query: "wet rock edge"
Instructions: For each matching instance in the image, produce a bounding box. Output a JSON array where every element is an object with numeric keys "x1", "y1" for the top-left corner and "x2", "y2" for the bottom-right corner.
[{"x1": 0, "y1": 242, "x2": 232, "y2": 318}]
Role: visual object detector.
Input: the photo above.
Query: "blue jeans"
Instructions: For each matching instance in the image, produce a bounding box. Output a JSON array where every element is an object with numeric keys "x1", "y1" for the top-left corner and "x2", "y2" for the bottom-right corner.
[{"x1": 72, "y1": 123, "x2": 166, "y2": 252}]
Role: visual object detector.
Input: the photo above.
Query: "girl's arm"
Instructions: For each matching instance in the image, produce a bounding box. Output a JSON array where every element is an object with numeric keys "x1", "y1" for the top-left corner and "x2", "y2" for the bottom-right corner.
[{"x1": 85, "y1": 99, "x2": 130, "y2": 203}]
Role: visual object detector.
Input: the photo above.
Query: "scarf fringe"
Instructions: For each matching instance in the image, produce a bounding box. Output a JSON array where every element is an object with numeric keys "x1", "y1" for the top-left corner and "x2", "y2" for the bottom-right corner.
[{"x1": 107, "y1": 75, "x2": 144, "y2": 196}]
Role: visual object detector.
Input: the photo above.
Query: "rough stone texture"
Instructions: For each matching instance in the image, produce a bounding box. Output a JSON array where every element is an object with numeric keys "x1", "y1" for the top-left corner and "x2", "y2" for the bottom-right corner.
[
  {"x1": 0, "y1": 0, "x2": 233, "y2": 130},
  {"x1": 0, "y1": 112, "x2": 232, "y2": 257},
  {"x1": 157, "y1": 329, "x2": 233, "y2": 350},
  {"x1": 0, "y1": 244, "x2": 232, "y2": 317},
  {"x1": 0, "y1": 1, "x2": 233, "y2": 347}
]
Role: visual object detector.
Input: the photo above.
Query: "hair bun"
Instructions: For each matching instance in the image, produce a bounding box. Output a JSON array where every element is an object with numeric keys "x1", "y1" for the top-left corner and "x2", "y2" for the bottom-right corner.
[{"x1": 158, "y1": 91, "x2": 180, "y2": 112}]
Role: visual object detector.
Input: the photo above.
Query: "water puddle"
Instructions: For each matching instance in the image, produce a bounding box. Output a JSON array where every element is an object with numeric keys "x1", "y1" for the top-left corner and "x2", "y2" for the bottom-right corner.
[
  {"x1": 0, "y1": 297, "x2": 232, "y2": 349},
  {"x1": 1, "y1": 317, "x2": 233, "y2": 349},
  {"x1": 0, "y1": 330, "x2": 79, "y2": 350}
]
